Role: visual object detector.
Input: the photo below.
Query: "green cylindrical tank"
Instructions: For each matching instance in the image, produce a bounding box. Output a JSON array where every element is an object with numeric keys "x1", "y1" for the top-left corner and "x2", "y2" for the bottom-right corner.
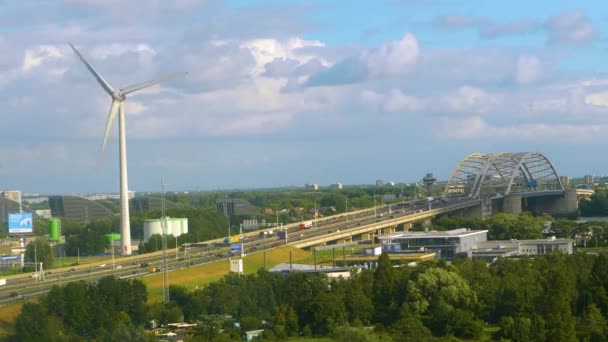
[
  {"x1": 49, "y1": 219, "x2": 61, "y2": 242},
  {"x1": 104, "y1": 233, "x2": 121, "y2": 242}
]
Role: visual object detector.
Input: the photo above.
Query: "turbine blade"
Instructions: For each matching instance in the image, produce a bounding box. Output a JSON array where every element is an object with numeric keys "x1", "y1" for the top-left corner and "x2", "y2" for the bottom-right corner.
[
  {"x1": 68, "y1": 42, "x2": 115, "y2": 97},
  {"x1": 120, "y1": 72, "x2": 187, "y2": 96},
  {"x1": 98, "y1": 99, "x2": 120, "y2": 164}
]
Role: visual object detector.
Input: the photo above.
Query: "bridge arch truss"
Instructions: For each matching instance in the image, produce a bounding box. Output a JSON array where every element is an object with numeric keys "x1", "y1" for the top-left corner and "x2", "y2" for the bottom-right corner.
[{"x1": 444, "y1": 152, "x2": 564, "y2": 198}]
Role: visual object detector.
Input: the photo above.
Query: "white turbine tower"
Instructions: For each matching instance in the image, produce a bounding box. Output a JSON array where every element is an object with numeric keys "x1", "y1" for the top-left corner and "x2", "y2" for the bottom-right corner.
[{"x1": 69, "y1": 42, "x2": 186, "y2": 256}]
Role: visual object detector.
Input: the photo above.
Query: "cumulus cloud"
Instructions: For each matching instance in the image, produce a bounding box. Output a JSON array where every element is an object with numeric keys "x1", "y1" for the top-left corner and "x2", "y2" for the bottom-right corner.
[
  {"x1": 2, "y1": 1, "x2": 608, "y2": 192},
  {"x1": 434, "y1": 15, "x2": 540, "y2": 38},
  {"x1": 585, "y1": 92, "x2": 608, "y2": 107},
  {"x1": 242, "y1": 37, "x2": 328, "y2": 75},
  {"x1": 306, "y1": 33, "x2": 419, "y2": 86},
  {"x1": 361, "y1": 89, "x2": 424, "y2": 113},
  {"x1": 437, "y1": 116, "x2": 605, "y2": 142},
  {"x1": 22, "y1": 45, "x2": 64, "y2": 71},
  {"x1": 440, "y1": 86, "x2": 502, "y2": 113},
  {"x1": 515, "y1": 55, "x2": 543, "y2": 85},
  {"x1": 435, "y1": 10, "x2": 594, "y2": 44},
  {"x1": 546, "y1": 11, "x2": 594, "y2": 45}
]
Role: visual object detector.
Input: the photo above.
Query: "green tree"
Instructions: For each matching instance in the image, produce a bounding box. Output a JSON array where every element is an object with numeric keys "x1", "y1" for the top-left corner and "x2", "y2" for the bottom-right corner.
[
  {"x1": 274, "y1": 304, "x2": 299, "y2": 337},
  {"x1": 486, "y1": 213, "x2": 518, "y2": 240},
  {"x1": 372, "y1": 253, "x2": 398, "y2": 325},
  {"x1": 390, "y1": 315, "x2": 432, "y2": 341},
  {"x1": 24, "y1": 238, "x2": 54, "y2": 269},
  {"x1": 332, "y1": 325, "x2": 386, "y2": 342},
  {"x1": 576, "y1": 304, "x2": 608, "y2": 342},
  {"x1": 15, "y1": 302, "x2": 49, "y2": 341},
  {"x1": 514, "y1": 212, "x2": 544, "y2": 239}
]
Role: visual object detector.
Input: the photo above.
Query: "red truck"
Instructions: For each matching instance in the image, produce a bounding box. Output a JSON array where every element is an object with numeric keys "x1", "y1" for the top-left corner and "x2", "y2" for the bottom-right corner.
[{"x1": 300, "y1": 221, "x2": 313, "y2": 230}]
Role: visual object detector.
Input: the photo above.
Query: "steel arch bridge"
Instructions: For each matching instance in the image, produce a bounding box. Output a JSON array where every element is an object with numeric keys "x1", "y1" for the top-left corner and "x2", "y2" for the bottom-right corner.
[{"x1": 443, "y1": 152, "x2": 564, "y2": 198}]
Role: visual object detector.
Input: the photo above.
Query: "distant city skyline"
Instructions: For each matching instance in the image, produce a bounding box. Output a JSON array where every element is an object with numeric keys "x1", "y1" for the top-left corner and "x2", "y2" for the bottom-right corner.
[{"x1": 1, "y1": 1, "x2": 608, "y2": 193}]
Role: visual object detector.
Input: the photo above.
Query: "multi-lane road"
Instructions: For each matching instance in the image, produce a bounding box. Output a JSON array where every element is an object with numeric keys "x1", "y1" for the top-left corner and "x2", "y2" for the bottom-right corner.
[{"x1": 0, "y1": 197, "x2": 476, "y2": 304}]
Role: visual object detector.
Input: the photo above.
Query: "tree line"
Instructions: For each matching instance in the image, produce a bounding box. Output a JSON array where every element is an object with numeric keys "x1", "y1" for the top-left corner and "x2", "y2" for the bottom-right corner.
[
  {"x1": 12, "y1": 251, "x2": 608, "y2": 341},
  {"x1": 164, "y1": 252, "x2": 608, "y2": 341}
]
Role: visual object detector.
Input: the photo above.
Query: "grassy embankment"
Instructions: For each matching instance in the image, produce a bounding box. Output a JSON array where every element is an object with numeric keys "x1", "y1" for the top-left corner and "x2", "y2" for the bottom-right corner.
[{"x1": 143, "y1": 245, "x2": 310, "y2": 302}]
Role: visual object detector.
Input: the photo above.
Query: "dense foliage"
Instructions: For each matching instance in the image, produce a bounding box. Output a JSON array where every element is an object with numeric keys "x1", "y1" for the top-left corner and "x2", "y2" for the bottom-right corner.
[
  {"x1": 14, "y1": 277, "x2": 148, "y2": 341},
  {"x1": 24, "y1": 238, "x2": 54, "y2": 270},
  {"x1": 167, "y1": 252, "x2": 608, "y2": 341},
  {"x1": 13, "y1": 251, "x2": 608, "y2": 341},
  {"x1": 580, "y1": 190, "x2": 608, "y2": 216},
  {"x1": 420, "y1": 212, "x2": 549, "y2": 240}
]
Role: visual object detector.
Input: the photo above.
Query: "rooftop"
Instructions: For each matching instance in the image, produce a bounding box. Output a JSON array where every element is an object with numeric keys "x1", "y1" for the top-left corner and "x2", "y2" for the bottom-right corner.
[{"x1": 379, "y1": 228, "x2": 488, "y2": 241}]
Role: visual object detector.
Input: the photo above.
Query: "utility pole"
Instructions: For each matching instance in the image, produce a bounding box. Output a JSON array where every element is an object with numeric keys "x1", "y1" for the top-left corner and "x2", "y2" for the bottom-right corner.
[
  {"x1": 374, "y1": 192, "x2": 377, "y2": 217},
  {"x1": 34, "y1": 242, "x2": 38, "y2": 281},
  {"x1": 345, "y1": 196, "x2": 348, "y2": 222},
  {"x1": 161, "y1": 177, "x2": 170, "y2": 305}
]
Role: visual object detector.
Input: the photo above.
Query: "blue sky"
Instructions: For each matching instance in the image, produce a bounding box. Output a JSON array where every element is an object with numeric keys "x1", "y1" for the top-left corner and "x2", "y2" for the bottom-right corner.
[{"x1": 1, "y1": 0, "x2": 608, "y2": 194}]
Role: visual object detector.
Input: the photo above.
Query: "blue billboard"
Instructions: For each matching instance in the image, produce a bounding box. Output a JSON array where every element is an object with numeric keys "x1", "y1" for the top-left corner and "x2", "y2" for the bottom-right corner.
[
  {"x1": 230, "y1": 243, "x2": 243, "y2": 254},
  {"x1": 8, "y1": 213, "x2": 33, "y2": 234}
]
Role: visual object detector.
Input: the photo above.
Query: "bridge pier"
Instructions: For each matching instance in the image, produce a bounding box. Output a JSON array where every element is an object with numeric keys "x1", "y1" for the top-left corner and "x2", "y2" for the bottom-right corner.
[
  {"x1": 503, "y1": 194, "x2": 522, "y2": 216},
  {"x1": 525, "y1": 189, "x2": 578, "y2": 216},
  {"x1": 402, "y1": 222, "x2": 412, "y2": 231},
  {"x1": 460, "y1": 198, "x2": 493, "y2": 219}
]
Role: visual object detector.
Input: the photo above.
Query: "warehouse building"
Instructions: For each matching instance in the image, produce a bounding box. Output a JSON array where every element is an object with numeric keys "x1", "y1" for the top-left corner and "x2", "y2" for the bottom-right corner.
[{"x1": 378, "y1": 228, "x2": 488, "y2": 260}]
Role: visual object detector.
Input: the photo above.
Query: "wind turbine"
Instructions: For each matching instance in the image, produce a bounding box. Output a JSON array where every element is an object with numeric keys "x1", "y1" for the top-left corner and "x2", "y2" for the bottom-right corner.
[{"x1": 69, "y1": 42, "x2": 186, "y2": 256}]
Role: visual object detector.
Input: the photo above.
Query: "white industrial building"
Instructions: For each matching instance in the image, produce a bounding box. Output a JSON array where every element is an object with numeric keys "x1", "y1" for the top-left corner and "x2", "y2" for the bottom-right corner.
[
  {"x1": 472, "y1": 237, "x2": 574, "y2": 262},
  {"x1": 378, "y1": 228, "x2": 488, "y2": 260},
  {"x1": 143, "y1": 217, "x2": 188, "y2": 241}
]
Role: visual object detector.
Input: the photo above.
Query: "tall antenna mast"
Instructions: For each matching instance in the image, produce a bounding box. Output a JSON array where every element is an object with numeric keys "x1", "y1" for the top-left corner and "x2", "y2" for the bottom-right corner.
[{"x1": 161, "y1": 177, "x2": 170, "y2": 304}]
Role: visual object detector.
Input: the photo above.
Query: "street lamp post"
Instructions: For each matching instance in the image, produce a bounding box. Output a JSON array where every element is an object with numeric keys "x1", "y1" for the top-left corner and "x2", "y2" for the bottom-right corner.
[
  {"x1": 111, "y1": 240, "x2": 115, "y2": 269},
  {"x1": 345, "y1": 196, "x2": 348, "y2": 222}
]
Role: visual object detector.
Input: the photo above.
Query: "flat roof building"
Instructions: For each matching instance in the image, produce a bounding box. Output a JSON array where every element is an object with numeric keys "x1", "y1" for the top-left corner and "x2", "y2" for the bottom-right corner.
[
  {"x1": 472, "y1": 237, "x2": 574, "y2": 262},
  {"x1": 216, "y1": 199, "x2": 257, "y2": 217},
  {"x1": 130, "y1": 196, "x2": 181, "y2": 214},
  {"x1": 48, "y1": 195, "x2": 115, "y2": 223},
  {"x1": 378, "y1": 228, "x2": 488, "y2": 260}
]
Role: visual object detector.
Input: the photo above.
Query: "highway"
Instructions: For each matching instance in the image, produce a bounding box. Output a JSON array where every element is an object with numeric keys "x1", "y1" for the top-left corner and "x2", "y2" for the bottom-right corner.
[{"x1": 0, "y1": 197, "x2": 478, "y2": 304}]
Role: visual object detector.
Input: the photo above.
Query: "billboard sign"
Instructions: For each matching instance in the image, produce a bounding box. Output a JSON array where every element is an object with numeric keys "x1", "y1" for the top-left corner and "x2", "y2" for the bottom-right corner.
[
  {"x1": 230, "y1": 259, "x2": 243, "y2": 273},
  {"x1": 8, "y1": 213, "x2": 33, "y2": 234},
  {"x1": 230, "y1": 243, "x2": 243, "y2": 254}
]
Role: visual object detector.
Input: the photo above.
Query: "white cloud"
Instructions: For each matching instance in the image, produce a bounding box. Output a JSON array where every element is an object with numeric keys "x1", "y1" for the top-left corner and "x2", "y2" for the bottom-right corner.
[
  {"x1": 125, "y1": 101, "x2": 147, "y2": 115},
  {"x1": 242, "y1": 37, "x2": 329, "y2": 76},
  {"x1": 516, "y1": 55, "x2": 542, "y2": 85},
  {"x1": 363, "y1": 33, "x2": 419, "y2": 78},
  {"x1": 585, "y1": 92, "x2": 608, "y2": 107},
  {"x1": 437, "y1": 116, "x2": 605, "y2": 142},
  {"x1": 22, "y1": 45, "x2": 64, "y2": 72},
  {"x1": 90, "y1": 43, "x2": 156, "y2": 60},
  {"x1": 546, "y1": 11, "x2": 594, "y2": 45},
  {"x1": 440, "y1": 86, "x2": 501, "y2": 113},
  {"x1": 361, "y1": 89, "x2": 424, "y2": 113},
  {"x1": 307, "y1": 33, "x2": 419, "y2": 86}
]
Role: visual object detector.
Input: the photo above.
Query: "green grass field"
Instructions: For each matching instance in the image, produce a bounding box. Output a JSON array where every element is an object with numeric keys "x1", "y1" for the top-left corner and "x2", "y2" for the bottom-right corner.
[
  {"x1": 143, "y1": 246, "x2": 311, "y2": 302},
  {"x1": 0, "y1": 303, "x2": 23, "y2": 336}
]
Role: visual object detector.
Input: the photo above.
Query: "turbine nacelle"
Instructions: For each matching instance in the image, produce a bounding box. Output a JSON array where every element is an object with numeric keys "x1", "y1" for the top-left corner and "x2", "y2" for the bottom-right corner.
[{"x1": 112, "y1": 90, "x2": 125, "y2": 101}]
